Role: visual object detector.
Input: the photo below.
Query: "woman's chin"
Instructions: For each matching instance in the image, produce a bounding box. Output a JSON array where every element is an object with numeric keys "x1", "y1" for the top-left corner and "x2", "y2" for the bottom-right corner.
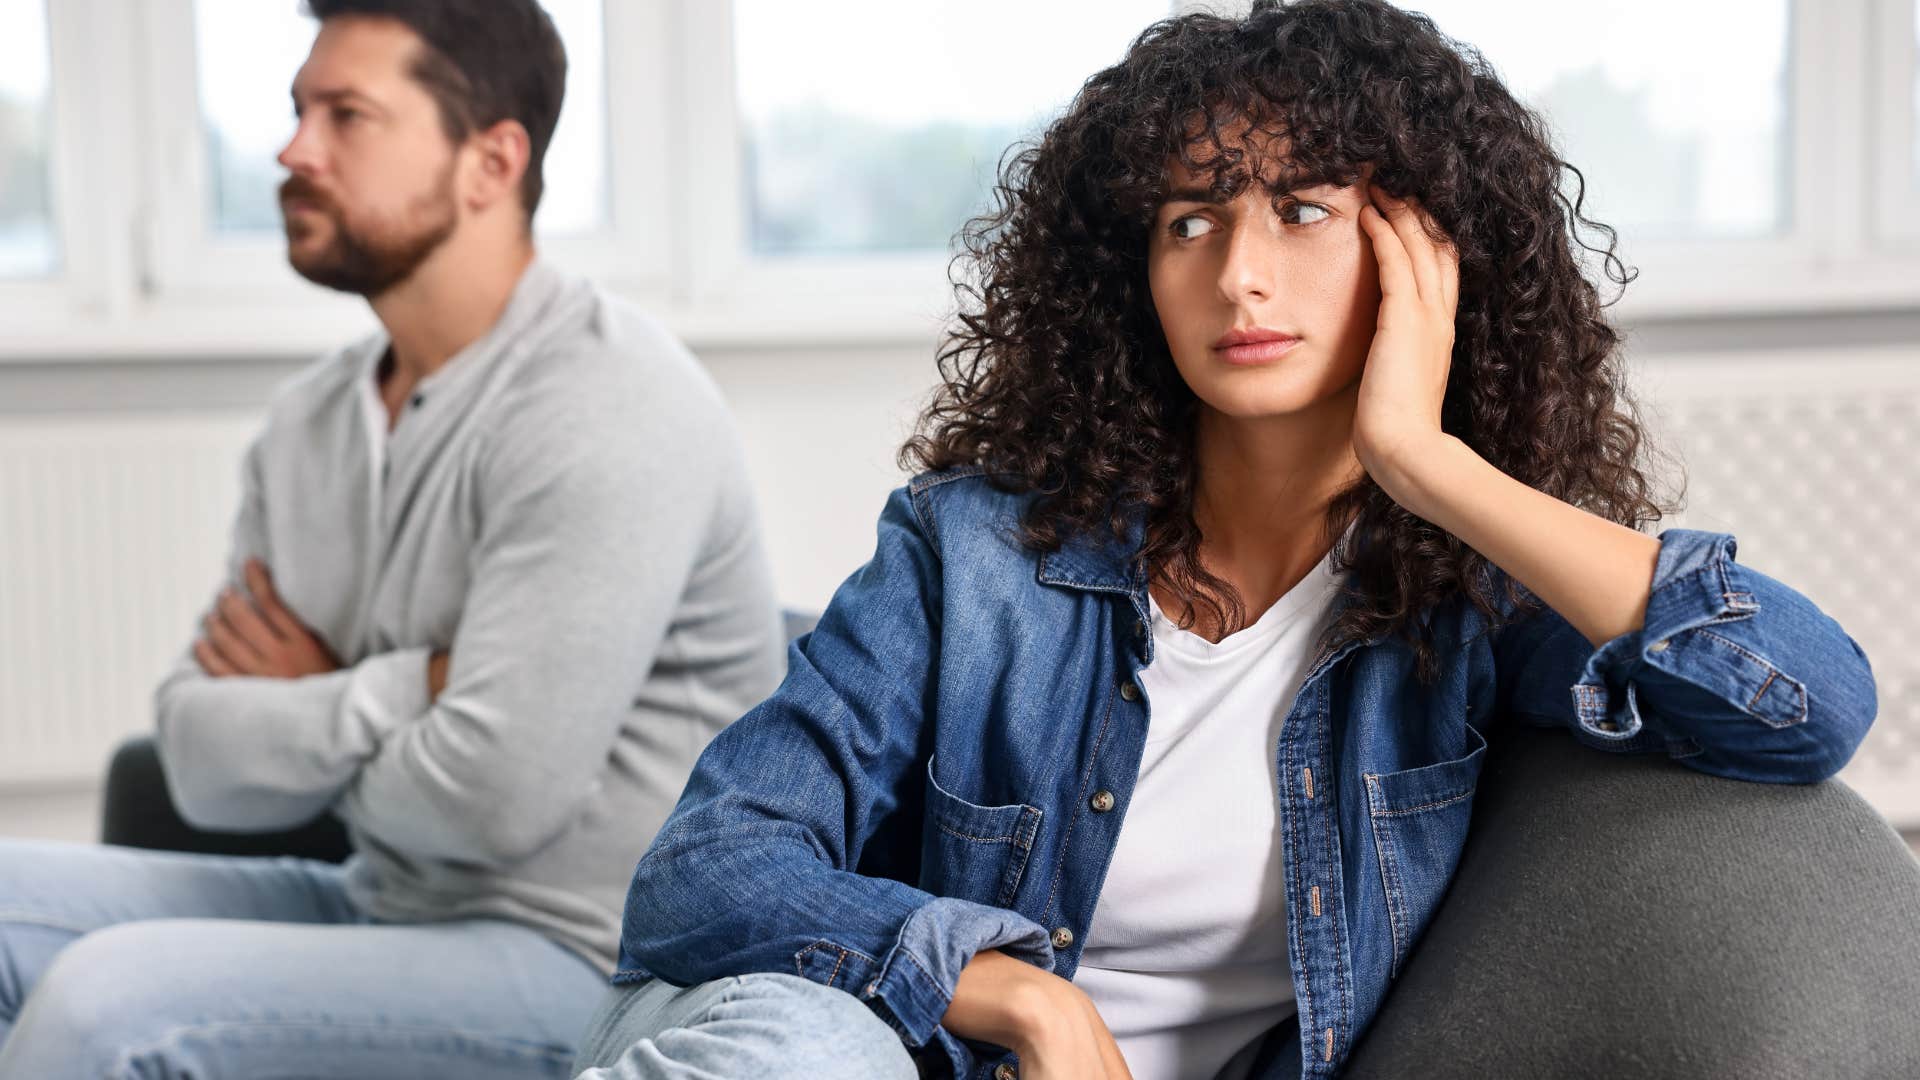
[{"x1": 1193, "y1": 382, "x2": 1327, "y2": 423}]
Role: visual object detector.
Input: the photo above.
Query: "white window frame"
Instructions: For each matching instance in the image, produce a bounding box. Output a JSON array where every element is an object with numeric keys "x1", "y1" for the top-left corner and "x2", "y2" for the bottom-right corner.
[
  {"x1": 1, "y1": 0, "x2": 143, "y2": 346},
  {"x1": 1872, "y1": 0, "x2": 1920, "y2": 244},
  {"x1": 2, "y1": 0, "x2": 1919, "y2": 361}
]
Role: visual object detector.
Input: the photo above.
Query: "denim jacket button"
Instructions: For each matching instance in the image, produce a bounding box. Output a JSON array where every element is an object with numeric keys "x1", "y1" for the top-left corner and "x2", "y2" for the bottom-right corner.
[
  {"x1": 1119, "y1": 681, "x2": 1141, "y2": 702},
  {"x1": 995, "y1": 1065, "x2": 1018, "y2": 1080},
  {"x1": 1051, "y1": 926, "x2": 1074, "y2": 949},
  {"x1": 1134, "y1": 618, "x2": 1147, "y2": 640},
  {"x1": 1648, "y1": 638, "x2": 1671, "y2": 652},
  {"x1": 1090, "y1": 790, "x2": 1115, "y2": 813}
]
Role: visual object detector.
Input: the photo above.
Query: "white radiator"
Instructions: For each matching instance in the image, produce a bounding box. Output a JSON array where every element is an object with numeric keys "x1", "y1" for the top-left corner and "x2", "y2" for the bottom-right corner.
[{"x1": 0, "y1": 411, "x2": 259, "y2": 787}]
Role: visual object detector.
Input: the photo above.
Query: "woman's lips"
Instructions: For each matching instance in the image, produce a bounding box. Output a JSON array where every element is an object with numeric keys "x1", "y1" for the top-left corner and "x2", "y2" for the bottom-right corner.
[{"x1": 1214, "y1": 337, "x2": 1301, "y2": 365}]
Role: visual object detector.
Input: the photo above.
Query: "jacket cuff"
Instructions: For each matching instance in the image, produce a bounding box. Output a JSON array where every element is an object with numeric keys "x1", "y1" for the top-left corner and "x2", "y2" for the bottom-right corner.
[
  {"x1": 851, "y1": 896, "x2": 1052, "y2": 1050},
  {"x1": 1569, "y1": 529, "x2": 1750, "y2": 742}
]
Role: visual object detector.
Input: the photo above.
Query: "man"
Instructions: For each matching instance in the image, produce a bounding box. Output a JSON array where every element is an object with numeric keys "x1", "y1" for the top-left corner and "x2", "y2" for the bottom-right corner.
[{"x1": 0, "y1": 1, "x2": 784, "y2": 1075}]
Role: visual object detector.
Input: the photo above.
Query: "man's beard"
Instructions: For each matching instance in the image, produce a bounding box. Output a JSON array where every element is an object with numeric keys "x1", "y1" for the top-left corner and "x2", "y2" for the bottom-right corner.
[{"x1": 280, "y1": 167, "x2": 458, "y2": 298}]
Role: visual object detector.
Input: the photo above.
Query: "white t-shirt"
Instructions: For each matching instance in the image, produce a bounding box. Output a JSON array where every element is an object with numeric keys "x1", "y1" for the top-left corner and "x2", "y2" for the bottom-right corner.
[{"x1": 1075, "y1": 549, "x2": 1344, "y2": 1080}]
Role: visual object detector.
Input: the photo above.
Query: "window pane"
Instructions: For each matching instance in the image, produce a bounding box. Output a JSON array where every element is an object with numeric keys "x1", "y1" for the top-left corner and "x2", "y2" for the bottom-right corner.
[
  {"x1": 194, "y1": 0, "x2": 608, "y2": 236},
  {"x1": 1411, "y1": 0, "x2": 1790, "y2": 243},
  {"x1": 0, "y1": 0, "x2": 59, "y2": 278},
  {"x1": 734, "y1": 0, "x2": 1173, "y2": 256}
]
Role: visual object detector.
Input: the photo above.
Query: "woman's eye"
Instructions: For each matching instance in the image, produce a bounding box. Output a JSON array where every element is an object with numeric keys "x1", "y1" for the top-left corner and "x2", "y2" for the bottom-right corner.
[
  {"x1": 1283, "y1": 202, "x2": 1331, "y2": 226},
  {"x1": 1170, "y1": 215, "x2": 1216, "y2": 240}
]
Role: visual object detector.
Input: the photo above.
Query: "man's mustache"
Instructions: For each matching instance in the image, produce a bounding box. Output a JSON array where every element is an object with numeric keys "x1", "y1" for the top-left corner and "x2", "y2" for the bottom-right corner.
[{"x1": 279, "y1": 177, "x2": 337, "y2": 214}]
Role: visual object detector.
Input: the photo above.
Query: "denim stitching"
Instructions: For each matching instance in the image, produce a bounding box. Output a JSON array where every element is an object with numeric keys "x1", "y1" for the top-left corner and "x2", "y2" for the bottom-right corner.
[
  {"x1": 1690, "y1": 628, "x2": 1807, "y2": 726},
  {"x1": 934, "y1": 823, "x2": 1018, "y2": 844},
  {"x1": 909, "y1": 486, "x2": 943, "y2": 562},
  {"x1": 1319, "y1": 677, "x2": 1350, "y2": 1068},
  {"x1": 997, "y1": 807, "x2": 1043, "y2": 906},
  {"x1": 896, "y1": 947, "x2": 952, "y2": 1022},
  {"x1": 1364, "y1": 775, "x2": 1409, "y2": 981},
  {"x1": 1040, "y1": 675, "x2": 1119, "y2": 927},
  {"x1": 1282, "y1": 690, "x2": 1314, "y2": 1048},
  {"x1": 905, "y1": 464, "x2": 991, "y2": 496},
  {"x1": 794, "y1": 941, "x2": 873, "y2": 986},
  {"x1": 1370, "y1": 787, "x2": 1476, "y2": 818}
]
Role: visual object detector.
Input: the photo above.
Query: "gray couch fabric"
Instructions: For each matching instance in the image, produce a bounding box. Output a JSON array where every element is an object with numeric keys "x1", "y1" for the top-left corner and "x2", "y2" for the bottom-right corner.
[{"x1": 1344, "y1": 723, "x2": 1920, "y2": 1079}]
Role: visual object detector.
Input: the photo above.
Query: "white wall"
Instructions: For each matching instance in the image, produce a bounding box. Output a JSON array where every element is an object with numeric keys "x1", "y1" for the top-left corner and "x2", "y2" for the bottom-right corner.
[{"x1": 701, "y1": 341, "x2": 943, "y2": 613}]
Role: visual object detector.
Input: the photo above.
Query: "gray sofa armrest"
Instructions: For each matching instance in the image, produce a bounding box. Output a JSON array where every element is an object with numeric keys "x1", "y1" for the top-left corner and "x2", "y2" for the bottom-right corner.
[
  {"x1": 100, "y1": 734, "x2": 353, "y2": 860},
  {"x1": 1344, "y1": 724, "x2": 1920, "y2": 1079}
]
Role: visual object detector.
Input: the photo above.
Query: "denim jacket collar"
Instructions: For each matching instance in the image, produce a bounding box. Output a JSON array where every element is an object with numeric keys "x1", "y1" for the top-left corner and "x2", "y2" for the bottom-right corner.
[
  {"x1": 1034, "y1": 517, "x2": 1146, "y2": 597},
  {"x1": 1038, "y1": 504, "x2": 1385, "y2": 679}
]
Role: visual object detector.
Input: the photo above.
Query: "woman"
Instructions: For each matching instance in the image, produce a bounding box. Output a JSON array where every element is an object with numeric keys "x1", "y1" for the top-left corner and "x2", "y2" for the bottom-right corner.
[{"x1": 574, "y1": 2, "x2": 1878, "y2": 1077}]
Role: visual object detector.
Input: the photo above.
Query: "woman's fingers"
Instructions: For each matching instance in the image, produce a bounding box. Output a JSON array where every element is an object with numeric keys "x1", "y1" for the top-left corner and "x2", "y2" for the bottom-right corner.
[
  {"x1": 1084, "y1": 999, "x2": 1135, "y2": 1080},
  {"x1": 1360, "y1": 201, "x2": 1418, "y2": 307},
  {"x1": 1368, "y1": 185, "x2": 1437, "y2": 305},
  {"x1": 1369, "y1": 184, "x2": 1458, "y2": 314}
]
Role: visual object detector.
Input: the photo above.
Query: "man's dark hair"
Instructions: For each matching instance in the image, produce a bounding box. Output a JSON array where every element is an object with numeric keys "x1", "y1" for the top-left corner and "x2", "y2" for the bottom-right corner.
[{"x1": 303, "y1": 0, "x2": 568, "y2": 219}]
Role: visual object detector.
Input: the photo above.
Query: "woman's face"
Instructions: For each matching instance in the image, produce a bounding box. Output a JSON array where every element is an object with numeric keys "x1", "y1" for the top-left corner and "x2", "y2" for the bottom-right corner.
[{"x1": 1147, "y1": 154, "x2": 1382, "y2": 423}]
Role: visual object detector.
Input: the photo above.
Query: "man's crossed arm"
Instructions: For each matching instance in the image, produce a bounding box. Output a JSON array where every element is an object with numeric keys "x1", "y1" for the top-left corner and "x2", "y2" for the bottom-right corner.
[{"x1": 196, "y1": 558, "x2": 448, "y2": 699}]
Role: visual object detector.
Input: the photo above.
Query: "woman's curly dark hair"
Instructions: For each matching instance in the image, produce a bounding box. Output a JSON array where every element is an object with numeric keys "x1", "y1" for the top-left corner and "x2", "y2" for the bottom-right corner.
[{"x1": 902, "y1": 0, "x2": 1684, "y2": 682}]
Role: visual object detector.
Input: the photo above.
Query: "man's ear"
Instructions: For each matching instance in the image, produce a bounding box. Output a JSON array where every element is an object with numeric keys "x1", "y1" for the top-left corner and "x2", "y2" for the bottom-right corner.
[{"x1": 464, "y1": 118, "x2": 532, "y2": 215}]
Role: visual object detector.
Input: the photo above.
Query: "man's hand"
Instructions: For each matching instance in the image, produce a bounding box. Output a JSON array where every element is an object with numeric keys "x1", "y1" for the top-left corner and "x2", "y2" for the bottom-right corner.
[
  {"x1": 944, "y1": 950, "x2": 1133, "y2": 1080},
  {"x1": 193, "y1": 559, "x2": 341, "y2": 679},
  {"x1": 427, "y1": 649, "x2": 450, "y2": 701}
]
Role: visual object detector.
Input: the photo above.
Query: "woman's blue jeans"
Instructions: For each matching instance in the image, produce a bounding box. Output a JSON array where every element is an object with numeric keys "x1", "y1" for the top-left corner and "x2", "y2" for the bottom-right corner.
[{"x1": 572, "y1": 974, "x2": 919, "y2": 1079}]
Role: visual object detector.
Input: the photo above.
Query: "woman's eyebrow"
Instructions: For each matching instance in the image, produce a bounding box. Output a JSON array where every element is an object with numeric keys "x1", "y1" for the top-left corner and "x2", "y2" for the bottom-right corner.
[{"x1": 1162, "y1": 185, "x2": 1224, "y2": 205}]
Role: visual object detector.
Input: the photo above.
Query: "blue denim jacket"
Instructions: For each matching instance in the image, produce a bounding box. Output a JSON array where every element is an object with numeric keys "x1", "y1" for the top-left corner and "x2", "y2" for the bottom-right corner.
[{"x1": 614, "y1": 467, "x2": 1877, "y2": 1079}]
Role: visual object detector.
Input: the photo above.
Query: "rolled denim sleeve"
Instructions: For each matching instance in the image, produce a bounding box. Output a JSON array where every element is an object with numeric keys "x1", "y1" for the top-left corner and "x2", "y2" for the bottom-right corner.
[
  {"x1": 615, "y1": 484, "x2": 1053, "y2": 1051},
  {"x1": 1494, "y1": 528, "x2": 1877, "y2": 783}
]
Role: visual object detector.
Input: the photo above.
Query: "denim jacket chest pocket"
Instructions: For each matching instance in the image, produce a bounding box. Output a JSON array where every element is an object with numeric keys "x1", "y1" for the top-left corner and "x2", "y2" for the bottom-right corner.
[
  {"x1": 1362, "y1": 720, "x2": 1488, "y2": 980},
  {"x1": 919, "y1": 756, "x2": 1044, "y2": 909}
]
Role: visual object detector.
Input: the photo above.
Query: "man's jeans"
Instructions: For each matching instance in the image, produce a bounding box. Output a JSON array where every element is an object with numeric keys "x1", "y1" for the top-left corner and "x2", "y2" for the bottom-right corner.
[
  {"x1": 572, "y1": 974, "x2": 919, "y2": 1079},
  {"x1": 0, "y1": 839, "x2": 606, "y2": 1078}
]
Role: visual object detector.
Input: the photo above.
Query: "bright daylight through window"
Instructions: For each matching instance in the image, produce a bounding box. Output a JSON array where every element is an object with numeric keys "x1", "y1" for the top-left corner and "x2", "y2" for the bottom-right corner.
[{"x1": 0, "y1": 0, "x2": 58, "y2": 278}]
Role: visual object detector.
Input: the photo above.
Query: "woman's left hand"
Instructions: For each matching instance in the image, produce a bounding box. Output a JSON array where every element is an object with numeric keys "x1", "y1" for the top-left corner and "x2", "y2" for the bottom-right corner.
[{"x1": 1352, "y1": 184, "x2": 1461, "y2": 483}]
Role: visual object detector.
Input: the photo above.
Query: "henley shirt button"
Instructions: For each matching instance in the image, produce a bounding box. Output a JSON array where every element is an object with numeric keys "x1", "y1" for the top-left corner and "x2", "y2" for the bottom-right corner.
[
  {"x1": 1648, "y1": 638, "x2": 1671, "y2": 652},
  {"x1": 410, "y1": 393, "x2": 425, "y2": 408},
  {"x1": 1050, "y1": 926, "x2": 1074, "y2": 949},
  {"x1": 1119, "y1": 681, "x2": 1141, "y2": 702},
  {"x1": 995, "y1": 1065, "x2": 1018, "y2": 1080},
  {"x1": 1090, "y1": 790, "x2": 1115, "y2": 813}
]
